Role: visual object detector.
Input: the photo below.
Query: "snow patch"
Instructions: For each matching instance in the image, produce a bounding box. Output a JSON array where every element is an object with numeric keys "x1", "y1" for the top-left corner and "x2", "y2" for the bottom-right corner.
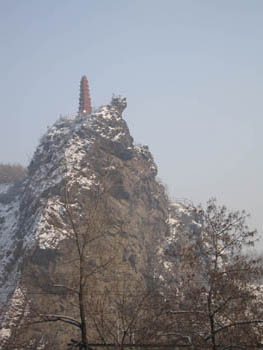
[
  {"x1": 0, "y1": 192, "x2": 20, "y2": 305},
  {"x1": 0, "y1": 286, "x2": 29, "y2": 345},
  {"x1": 37, "y1": 197, "x2": 70, "y2": 249},
  {"x1": 0, "y1": 184, "x2": 11, "y2": 194}
]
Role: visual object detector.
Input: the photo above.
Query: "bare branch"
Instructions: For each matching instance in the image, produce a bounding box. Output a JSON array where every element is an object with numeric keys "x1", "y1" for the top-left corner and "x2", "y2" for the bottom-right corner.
[
  {"x1": 37, "y1": 314, "x2": 81, "y2": 328},
  {"x1": 205, "y1": 320, "x2": 263, "y2": 341}
]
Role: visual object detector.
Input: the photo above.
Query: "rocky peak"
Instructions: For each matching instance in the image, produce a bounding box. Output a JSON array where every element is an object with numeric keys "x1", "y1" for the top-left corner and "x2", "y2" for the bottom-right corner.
[
  {"x1": 110, "y1": 95, "x2": 127, "y2": 114},
  {"x1": 0, "y1": 97, "x2": 174, "y2": 348}
]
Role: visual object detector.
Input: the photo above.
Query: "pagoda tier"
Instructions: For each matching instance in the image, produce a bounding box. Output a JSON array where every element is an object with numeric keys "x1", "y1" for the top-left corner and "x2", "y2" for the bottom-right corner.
[{"x1": 79, "y1": 75, "x2": 92, "y2": 115}]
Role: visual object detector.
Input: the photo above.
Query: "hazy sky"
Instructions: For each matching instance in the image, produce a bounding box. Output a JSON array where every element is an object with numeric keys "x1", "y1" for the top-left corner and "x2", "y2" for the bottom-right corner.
[{"x1": 0, "y1": 1, "x2": 262, "y2": 241}]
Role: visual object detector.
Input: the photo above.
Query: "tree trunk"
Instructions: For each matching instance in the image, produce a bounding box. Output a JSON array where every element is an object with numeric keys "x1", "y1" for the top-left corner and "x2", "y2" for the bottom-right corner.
[
  {"x1": 209, "y1": 313, "x2": 216, "y2": 350},
  {"x1": 79, "y1": 260, "x2": 88, "y2": 349}
]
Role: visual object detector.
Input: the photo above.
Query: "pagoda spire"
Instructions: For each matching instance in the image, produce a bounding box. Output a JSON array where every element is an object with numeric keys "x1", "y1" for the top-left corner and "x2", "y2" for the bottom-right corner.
[{"x1": 78, "y1": 75, "x2": 92, "y2": 115}]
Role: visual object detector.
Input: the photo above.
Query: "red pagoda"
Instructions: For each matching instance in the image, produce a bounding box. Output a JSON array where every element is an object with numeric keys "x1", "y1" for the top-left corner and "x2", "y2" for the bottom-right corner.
[{"x1": 78, "y1": 76, "x2": 92, "y2": 115}]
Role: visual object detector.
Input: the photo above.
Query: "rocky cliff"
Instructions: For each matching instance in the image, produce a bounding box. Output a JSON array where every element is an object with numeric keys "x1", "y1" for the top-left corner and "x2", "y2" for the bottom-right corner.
[{"x1": 0, "y1": 97, "x2": 199, "y2": 349}]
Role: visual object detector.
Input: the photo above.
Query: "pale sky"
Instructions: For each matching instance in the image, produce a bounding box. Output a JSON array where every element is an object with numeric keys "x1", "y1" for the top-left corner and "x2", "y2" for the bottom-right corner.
[{"x1": 0, "y1": 1, "x2": 262, "y2": 243}]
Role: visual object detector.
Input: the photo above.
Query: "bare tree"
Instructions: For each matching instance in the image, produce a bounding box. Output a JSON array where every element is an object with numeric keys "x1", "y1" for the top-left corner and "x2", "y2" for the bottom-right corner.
[
  {"x1": 164, "y1": 199, "x2": 263, "y2": 349},
  {"x1": 83, "y1": 273, "x2": 168, "y2": 349},
  {"x1": 2, "y1": 177, "x2": 119, "y2": 350},
  {"x1": 39, "y1": 181, "x2": 118, "y2": 350},
  {"x1": 4, "y1": 168, "x2": 169, "y2": 350}
]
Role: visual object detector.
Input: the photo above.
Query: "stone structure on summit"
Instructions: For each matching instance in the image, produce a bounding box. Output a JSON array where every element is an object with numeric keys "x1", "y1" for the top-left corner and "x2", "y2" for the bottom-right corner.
[{"x1": 78, "y1": 75, "x2": 92, "y2": 115}]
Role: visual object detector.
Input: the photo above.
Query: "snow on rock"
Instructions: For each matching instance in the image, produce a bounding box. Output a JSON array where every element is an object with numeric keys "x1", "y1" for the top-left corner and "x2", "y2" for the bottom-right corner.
[
  {"x1": 167, "y1": 201, "x2": 202, "y2": 239},
  {"x1": 0, "y1": 184, "x2": 11, "y2": 194},
  {"x1": 36, "y1": 197, "x2": 70, "y2": 249},
  {"x1": 23, "y1": 100, "x2": 131, "y2": 251},
  {"x1": 0, "y1": 286, "x2": 30, "y2": 348},
  {"x1": 134, "y1": 145, "x2": 157, "y2": 177},
  {"x1": 0, "y1": 96, "x2": 162, "y2": 345},
  {"x1": 0, "y1": 185, "x2": 21, "y2": 303},
  {"x1": 159, "y1": 201, "x2": 203, "y2": 274},
  {"x1": 0, "y1": 98, "x2": 133, "y2": 336}
]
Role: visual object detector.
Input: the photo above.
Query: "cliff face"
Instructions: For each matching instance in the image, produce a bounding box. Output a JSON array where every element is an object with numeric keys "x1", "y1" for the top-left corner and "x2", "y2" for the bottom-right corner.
[{"x1": 0, "y1": 97, "x2": 182, "y2": 349}]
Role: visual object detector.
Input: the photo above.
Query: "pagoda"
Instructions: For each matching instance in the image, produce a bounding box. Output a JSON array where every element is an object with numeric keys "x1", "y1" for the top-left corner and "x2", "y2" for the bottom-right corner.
[{"x1": 78, "y1": 75, "x2": 92, "y2": 115}]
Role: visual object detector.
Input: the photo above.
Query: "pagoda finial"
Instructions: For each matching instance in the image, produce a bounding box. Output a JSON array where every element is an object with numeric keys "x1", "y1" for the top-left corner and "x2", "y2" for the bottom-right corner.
[{"x1": 78, "y1": 75, "x2": 92, "y2": 115}]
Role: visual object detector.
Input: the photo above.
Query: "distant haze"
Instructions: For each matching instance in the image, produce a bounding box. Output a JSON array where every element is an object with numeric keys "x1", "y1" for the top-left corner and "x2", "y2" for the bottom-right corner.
[{"x1": 0, "y1": 1, "x2": 262, "y2": 245}]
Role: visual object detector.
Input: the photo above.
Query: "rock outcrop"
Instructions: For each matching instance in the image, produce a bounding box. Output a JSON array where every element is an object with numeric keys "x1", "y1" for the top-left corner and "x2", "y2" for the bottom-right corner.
[{"x1": 1, "y1": 97, "x2": 197, "y2": 349}]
